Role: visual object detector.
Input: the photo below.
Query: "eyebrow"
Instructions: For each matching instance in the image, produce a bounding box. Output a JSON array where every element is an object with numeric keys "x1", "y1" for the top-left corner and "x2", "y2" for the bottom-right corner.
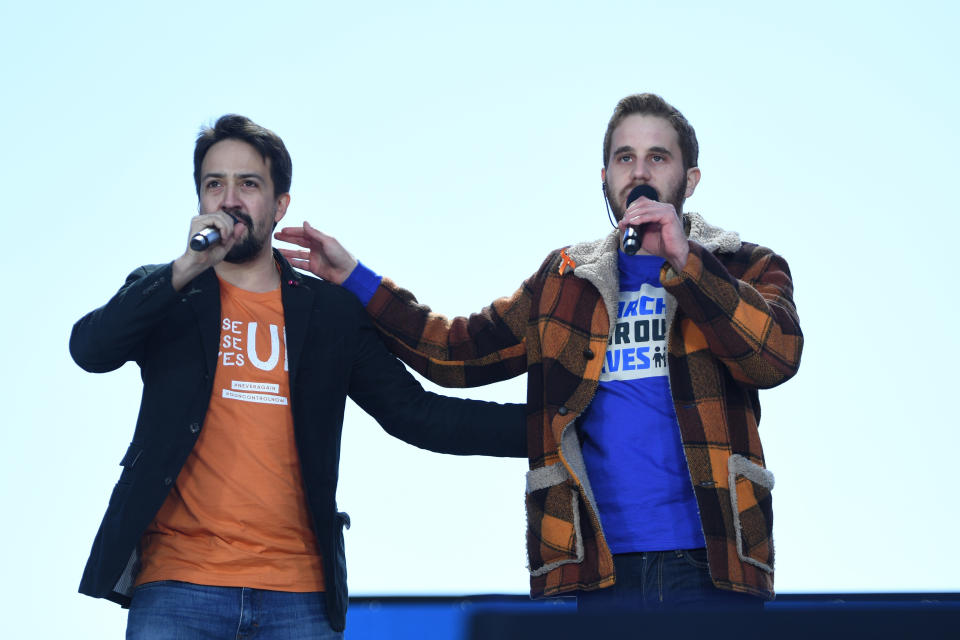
[
  {"x1": 647, "y1": 146, "x2": 673, "y2": 157},
  {"x1": 201, "y1": 172, "x2": 266, "y2": 182},
  {"x1": 612, "y1": 145, "x2": 674, "y2": 158}
]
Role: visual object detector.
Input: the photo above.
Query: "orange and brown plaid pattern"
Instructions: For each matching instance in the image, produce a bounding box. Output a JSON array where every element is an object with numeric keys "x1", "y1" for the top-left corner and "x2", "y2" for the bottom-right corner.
[{"x1": 365, "y1": 222, "x2": 802, "y2": 601}]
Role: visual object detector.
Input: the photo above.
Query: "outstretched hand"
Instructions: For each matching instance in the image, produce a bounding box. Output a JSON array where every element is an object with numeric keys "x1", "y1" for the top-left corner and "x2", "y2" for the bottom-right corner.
[{"x1": 274, "y1": 221, "x2": 358, "y2": 284}]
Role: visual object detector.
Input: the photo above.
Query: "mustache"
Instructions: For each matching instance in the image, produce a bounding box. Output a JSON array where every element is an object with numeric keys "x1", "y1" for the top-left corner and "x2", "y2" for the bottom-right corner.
[{"x1": 224, "y1": 211, "x2": 254, "y2": 228}]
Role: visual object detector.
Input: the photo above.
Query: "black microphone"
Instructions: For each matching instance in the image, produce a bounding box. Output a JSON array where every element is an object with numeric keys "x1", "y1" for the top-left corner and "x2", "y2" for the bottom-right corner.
[
  {"x1": 621, "y1": 184, "x2": 659, "y2": 255},
  {"x1": 189, "y1": 212, "x2": 239, "y2": 252}
]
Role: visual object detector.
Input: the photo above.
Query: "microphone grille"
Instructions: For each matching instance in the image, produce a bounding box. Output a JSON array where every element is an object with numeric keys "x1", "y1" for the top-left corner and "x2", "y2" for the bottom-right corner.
[{"x1": 626, "y1": 184, "x2": 659, "y2": 206}]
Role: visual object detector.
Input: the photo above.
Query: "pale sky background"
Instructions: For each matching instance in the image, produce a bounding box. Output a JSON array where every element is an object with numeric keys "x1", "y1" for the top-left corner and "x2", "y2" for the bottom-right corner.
[{"x1": 2, "y1": 0, "x2": 958, "y2": 636}]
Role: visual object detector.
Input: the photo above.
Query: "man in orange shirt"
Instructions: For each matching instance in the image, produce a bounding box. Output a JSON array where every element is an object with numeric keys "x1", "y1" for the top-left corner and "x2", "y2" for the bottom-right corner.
[{"x1": 70, "y1": 115, "x2": 526, "y2": 638}]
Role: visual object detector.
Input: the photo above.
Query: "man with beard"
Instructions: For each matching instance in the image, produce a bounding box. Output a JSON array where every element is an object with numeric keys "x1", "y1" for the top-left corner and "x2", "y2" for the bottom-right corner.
[
  {"x1": 275, "y1": 94, "x2": 804, "y2": 611},
  {"x1": 70, "y1": 114, "x2": 526, "y2": 638}
]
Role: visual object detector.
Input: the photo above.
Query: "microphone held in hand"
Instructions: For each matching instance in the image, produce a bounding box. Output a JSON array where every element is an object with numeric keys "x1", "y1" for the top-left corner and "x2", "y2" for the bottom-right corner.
[
  {"x1": 189, "y1": 212, "x2": 239, "y2": 252},
  {"x1": 190, "y1": 227, "x2": 221, "y2": 251},
  {"x1": 621, "y1": 184, "x2": 659, "y2": 255}
]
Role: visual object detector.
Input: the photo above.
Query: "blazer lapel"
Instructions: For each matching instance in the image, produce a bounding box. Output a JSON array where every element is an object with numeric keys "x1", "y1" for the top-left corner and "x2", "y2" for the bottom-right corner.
[
  {"x1": 184, "y1": 268, "x2": 222, "y2": 379},
  {"x1": 184, "y1": 253, "x2": 317, "y2": 386},
  {"x1": 279, "y1": 264, "x2": 314, "y2": 389}
]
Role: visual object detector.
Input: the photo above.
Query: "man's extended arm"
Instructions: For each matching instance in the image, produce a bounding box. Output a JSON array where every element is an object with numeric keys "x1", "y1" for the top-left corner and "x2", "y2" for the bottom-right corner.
[
  {"x1": 275, "y1": 223, "x2": 533, "y2": 389},
  {"x1": 345, "y1": 306, "x2": 527, "y2": 458}
]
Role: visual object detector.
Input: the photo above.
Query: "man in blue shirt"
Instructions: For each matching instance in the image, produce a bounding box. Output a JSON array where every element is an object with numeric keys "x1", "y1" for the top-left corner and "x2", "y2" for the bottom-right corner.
[{"x1": 274, "y1": 94, "x2": 802, "y2": 611}]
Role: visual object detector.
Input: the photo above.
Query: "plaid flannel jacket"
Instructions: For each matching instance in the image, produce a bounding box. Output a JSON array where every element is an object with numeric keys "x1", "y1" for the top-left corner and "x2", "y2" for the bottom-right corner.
[{"x1": 365, "y1": 212, "x2": 803, "y2": 600}]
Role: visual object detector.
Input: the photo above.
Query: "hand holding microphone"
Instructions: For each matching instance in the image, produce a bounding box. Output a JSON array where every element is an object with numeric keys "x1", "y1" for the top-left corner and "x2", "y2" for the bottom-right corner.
[
  {"x1": 621, "y1": 184, "x2": 659, "y2": 255},
  {"x1": 190, "y1": 211, "x2": 239, "y2": 251},
  {"x1": 171, "y1": 211, "x2": 243, "y2": 291},
  {"x1": 190, "y1": 227, "x2": 222, "y2": 251}
]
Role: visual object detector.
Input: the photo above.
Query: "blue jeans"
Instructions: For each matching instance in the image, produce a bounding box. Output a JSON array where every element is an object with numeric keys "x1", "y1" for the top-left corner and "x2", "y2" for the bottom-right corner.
[
  {"x1": 126, "y1": 581, "x2": 341, "y2": 639},
  {"x1": 577, "y1": 549, "x2": 765, "y2": 612}
]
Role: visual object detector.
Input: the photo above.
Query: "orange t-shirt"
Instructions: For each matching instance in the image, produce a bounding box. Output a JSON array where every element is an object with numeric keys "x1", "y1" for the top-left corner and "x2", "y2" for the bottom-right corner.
[{"x1": 136, "y1": 277, "x2": 325, "y2": 591}]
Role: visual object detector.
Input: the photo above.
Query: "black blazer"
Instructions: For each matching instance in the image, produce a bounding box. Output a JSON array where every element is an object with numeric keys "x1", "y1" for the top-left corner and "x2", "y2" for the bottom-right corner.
[{"x1": 69, "y1": 251, "x2": 526, "y2": 632}]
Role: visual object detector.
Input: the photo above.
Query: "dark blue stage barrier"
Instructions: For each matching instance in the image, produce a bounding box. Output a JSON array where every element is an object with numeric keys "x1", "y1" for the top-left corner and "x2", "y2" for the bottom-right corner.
[{"x1": 345, "y1": 593, "x2": 960, "y2": 639}]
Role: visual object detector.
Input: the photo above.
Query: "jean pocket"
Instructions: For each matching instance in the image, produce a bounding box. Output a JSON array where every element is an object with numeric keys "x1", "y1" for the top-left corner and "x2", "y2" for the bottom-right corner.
[
  {"x1": 679, "y1": 548, "x2": 709, "y2": 570},
  {"x1": 728, "y1": 454, "x2": 775, "y2": 573},
  {"x1": 525, "y1": 463, "x2": 583, "y2": 576}
]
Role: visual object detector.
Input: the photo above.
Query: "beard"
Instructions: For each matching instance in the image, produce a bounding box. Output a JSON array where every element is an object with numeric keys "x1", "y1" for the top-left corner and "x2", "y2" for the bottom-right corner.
[
  {"x1": 609, "y1": 175, "x2": 688, "y2": 220},
  {"x1": 223, "y1": 210, "x2": 271, "y2": 264}
]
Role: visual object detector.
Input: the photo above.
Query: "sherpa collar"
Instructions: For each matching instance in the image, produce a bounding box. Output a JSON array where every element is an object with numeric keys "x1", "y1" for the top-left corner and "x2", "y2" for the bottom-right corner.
[
  {"x1": 565, "y1": 211, "x2": 741, "y2": 266},
  {"x1": 561, "y1": 212, "x2": 742, "y2": 333}
]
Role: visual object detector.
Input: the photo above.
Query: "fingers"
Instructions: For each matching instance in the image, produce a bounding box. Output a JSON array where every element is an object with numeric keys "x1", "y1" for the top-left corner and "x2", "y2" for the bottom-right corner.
[
  {"x1": 618, "y1": 200, "x2": 678, "y2": 230},
  {"x1": 189, "y1": 211, "x2": 241, "y2": 255},
  {"x1": 173, "y1": 211, "x2": 239, "y2": 288},
  {"x1": 183, "y1": 212, "x2": 240, "y2": 260},
  {"x1": 274, "y1": 221, "x2": 357, "y2": 282},
  {"x1": 302, "y1": 221, "x2": 330, "y2": 243},
  {"x1": 274, "y1": 227, "x2": 307, "y2": 243},
  {"x1": 275, "y1": 221, "x2": 327, "y2": 247},
  {"x1": 277, "y1": 248, "x2": 312, "y2": 262},
  {"x1": 190, "y1": 210, "x2": 236, "y2": 237}
]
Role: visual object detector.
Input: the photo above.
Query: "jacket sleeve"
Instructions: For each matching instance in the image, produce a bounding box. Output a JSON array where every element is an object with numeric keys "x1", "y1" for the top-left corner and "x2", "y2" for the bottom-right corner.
[
  {"x1": 347, "y1": 311, "x2": 527, "y2": 458},
  {"x1": 360, "y1": 262, "x2": 547, "y2": 388},
  {"x1": 69, "y1": 263, "x2": 180, "y2": 373},
  {"x1": 661, "y1": 241, "x2": 803, "y2": 389}
]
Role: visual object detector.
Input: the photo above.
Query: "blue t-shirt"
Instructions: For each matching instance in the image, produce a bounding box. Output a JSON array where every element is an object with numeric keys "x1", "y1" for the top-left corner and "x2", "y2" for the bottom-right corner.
[{"x1": 579, "y1": 251, "x2": 704, "y2": 553}]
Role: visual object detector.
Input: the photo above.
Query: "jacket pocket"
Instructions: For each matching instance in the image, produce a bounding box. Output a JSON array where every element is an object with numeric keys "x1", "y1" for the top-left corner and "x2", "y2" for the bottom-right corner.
[
  {"x1": 109, "y1": 442, "x2": 143, "y2": 505},
  {"x1": 330, "y1": 511, "x2": 351, "y2": 614},
  {"x1": 728, "y1": 454, "x2": 775, "y2": 573},
  {"x1": 525, "y1": 463, "x2": 583, "y2": 576},
  {"x1": 117, "y1": 442, "x2": 143, "y2": 484}
]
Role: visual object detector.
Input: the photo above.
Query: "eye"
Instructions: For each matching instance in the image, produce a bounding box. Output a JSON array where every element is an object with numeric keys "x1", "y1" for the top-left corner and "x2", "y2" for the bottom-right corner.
[
  {"x1": 242, "y1": 179, "x2": 259, "y2": 189},
  {"x1": 651, "y1": 154, "x2": 665, "y2": 163},
  {"x1": 205, "y1": 180, "x2": 221, "y2": 190},
  {"x1": 617, "y1": 154, "x2": 634, "y2": 164}
]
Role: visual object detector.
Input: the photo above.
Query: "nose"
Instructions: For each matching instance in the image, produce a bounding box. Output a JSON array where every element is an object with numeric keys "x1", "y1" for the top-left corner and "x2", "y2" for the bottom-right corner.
[
  {"x1": 631, "y1": 159, "x2": 651, "y2": 181},
  {"x1": 220, "y1": 182, "x2": 242, "y2": 211}
]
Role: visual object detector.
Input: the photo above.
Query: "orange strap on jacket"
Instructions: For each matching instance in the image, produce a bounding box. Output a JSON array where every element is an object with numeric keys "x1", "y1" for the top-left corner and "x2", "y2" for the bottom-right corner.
[{"x1": 559, "y1": 248, "x2": 577, "y2": 275}]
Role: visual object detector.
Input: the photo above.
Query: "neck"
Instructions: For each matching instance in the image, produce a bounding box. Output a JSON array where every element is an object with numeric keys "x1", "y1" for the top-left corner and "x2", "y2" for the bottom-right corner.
[{"x1": 214, "y1": 245, "x2": 281, "y2": 292}]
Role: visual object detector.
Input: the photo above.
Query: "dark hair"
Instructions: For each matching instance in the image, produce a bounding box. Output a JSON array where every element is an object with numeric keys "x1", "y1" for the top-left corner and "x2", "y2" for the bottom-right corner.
[
  {"x1": 193, "y1": 114, "x2": 292, "y2": 197},
  {"x1": 602, "y1": 94, "x2": 699, "y2": 171}
]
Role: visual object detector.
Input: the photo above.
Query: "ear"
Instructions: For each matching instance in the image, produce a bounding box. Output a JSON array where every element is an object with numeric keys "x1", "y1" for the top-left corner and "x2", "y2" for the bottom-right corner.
[
  {"x1": 274, "y1": 193, "x2": 291, "y2": 223},
  {"x1": 684, "y1": 167, "x2": 701, "y2": 198},
  {"x1": 600, "y1": 167, "x2": 606, "y2": 183}
]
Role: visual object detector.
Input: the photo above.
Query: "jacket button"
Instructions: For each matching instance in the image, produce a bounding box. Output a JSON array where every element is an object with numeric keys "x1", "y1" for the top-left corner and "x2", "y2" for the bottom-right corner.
[
  {"x1": 189, "y1": 422, "x2": 201, "y2": 434},
  {"x1": 557, "y1": 406, "x2": 569, "y2": 416},
  {"x1": 163, "y1": 477, "x2": 173, "y2": 486},
  {"x1": 583, "y1": 349, "x2": 595, "y2": 360}
]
